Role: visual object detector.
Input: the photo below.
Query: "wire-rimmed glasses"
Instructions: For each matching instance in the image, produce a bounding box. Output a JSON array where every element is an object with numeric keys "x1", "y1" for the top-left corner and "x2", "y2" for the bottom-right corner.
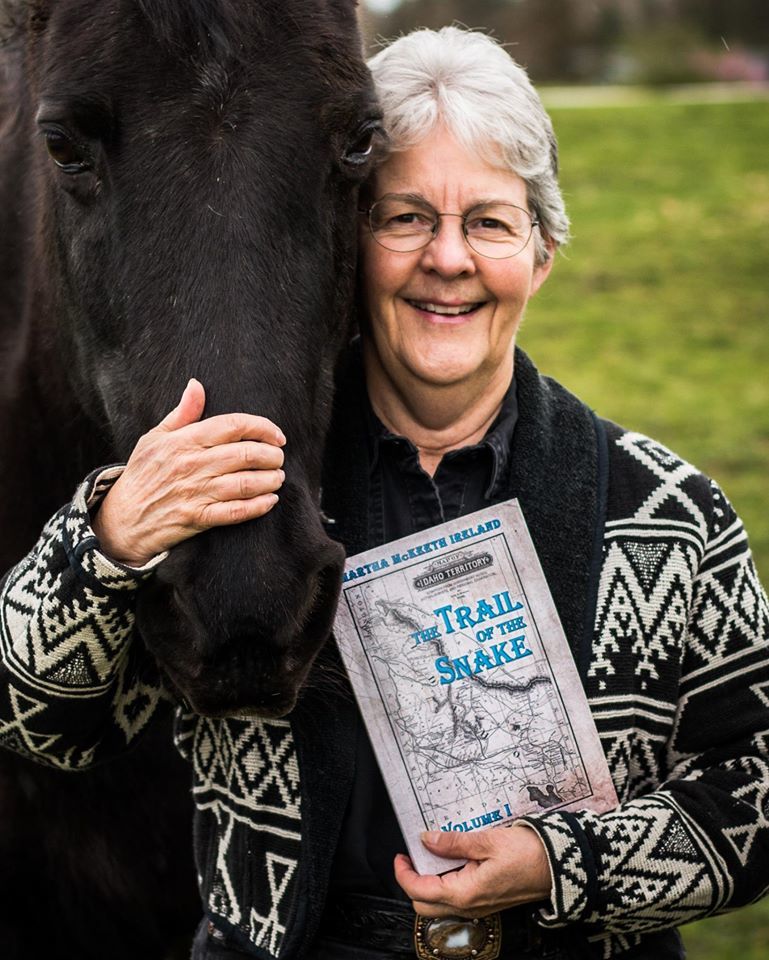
[{"x1": 363, "y1": 194, "x2": 539, "y2": 260}]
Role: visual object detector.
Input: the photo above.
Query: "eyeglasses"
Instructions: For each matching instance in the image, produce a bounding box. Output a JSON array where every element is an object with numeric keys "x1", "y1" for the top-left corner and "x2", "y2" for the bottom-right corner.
[{"x1": 363, "y1": 194, "x2": 539, "y2": 260}]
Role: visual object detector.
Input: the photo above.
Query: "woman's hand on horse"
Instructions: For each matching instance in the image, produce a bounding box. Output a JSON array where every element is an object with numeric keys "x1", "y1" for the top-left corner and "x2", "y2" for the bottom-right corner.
[
  {"x1": 92, "y1": 379, "x2": 286, "y2": 566},
  {"x1": 393, "y1": 824, "x2": 552, "y2": 918}
]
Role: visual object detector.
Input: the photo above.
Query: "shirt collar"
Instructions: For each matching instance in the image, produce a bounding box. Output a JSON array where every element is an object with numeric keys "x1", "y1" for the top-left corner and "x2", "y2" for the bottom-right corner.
[{"x1": 366, "y1": 376, "x2": 518, "y2": 501}]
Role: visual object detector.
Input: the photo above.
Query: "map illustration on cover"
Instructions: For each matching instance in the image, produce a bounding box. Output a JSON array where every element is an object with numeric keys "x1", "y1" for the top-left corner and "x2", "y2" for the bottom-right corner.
[{"x1": 334, "y1": 499, "x2": 618, "y2": 875}]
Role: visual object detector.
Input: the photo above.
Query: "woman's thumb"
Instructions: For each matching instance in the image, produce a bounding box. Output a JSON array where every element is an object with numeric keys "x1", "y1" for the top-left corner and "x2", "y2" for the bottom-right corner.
[
  {"x1": 421, "y1": 829, "x2": 491, "y2": 861},
  {"x1": 155, "y1": 378, "x2": 206, "y2": 432}
]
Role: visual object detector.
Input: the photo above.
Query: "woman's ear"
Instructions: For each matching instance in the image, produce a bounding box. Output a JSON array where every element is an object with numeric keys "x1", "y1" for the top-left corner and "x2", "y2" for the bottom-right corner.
[{"x1": 530, "y1": 234, "x2": 557, "y2": 296}]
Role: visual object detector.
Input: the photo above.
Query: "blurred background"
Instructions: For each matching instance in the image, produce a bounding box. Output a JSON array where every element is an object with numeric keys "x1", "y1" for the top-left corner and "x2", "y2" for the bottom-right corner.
[
  {"x1": 361, "y1": 3, "x2": 768, "y2": 958},
  {"x1": 361, "y1": 0, "x2": 769, "y2": 86}
]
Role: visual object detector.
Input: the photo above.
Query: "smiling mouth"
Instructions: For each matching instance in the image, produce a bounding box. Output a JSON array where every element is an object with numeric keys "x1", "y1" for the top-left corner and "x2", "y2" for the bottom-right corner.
[{"x1": 406, "y1": 299, "x2": 486, "y2": 317}]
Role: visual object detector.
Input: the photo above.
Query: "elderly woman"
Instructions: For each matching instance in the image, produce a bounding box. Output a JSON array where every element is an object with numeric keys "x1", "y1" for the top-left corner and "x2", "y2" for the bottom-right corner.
[{"x1": 1, "y1": 25, "x2": 768, "y2": 960}]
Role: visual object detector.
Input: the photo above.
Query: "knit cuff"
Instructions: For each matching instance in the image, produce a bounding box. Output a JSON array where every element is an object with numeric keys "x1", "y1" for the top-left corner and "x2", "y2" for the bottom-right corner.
[
  {"x1": 517, "y1": 812, "x2": 598, "y2": 927},
  {"x1": 64, "y1": 466, "x2": 168, "y2": 590}
]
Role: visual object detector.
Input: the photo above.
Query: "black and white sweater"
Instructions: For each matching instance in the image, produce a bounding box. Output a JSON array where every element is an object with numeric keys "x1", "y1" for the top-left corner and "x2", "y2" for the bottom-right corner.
[{"x1": 1, "y1": 351, "x2": 768, "y2": 960}]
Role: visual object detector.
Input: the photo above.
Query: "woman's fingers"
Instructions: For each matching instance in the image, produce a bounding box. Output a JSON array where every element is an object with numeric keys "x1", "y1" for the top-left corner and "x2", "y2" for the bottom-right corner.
[
  {"x1": 206, "y1": 469, "x2": 285, "y2": 502},
  {"x1": 210, "y1": 440, "x2": 285, "y2": 474},
  {"x1": 149, "y1": 383, "x2": 286, "y2": 448},
  {"x1": 184, "y1": 411, "x2": 287, "y2": 447},
  {"x1": 92, "y1": 381, "x2": 291, "y2": 564},
  {"x1": 197, "y1": 493, "x2": 280, "y2": 528}
]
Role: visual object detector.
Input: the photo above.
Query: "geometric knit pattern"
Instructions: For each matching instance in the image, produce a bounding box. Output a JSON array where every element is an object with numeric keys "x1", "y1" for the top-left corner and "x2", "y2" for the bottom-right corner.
[
  {"x1": 0, "y1": 466, "x2": 303, "y2": 956},
  {"x1": 0, "y1": 469, "x2": 167, "y2": 770},
  {"x1": 2, "y1": 430, "x2": 769, "y2": 959},
  {"x1": 521, "y1": 431, "x2": 769, "y2": 959},
  {"x1": 174, "y1": 711, "x2": 302, "y2": 954}
]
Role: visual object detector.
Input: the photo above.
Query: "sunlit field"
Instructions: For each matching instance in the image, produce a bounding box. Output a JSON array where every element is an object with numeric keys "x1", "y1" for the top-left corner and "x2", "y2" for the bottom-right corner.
[{"x1": 520, "y1": 95, "x2": 769, "y2": 958}]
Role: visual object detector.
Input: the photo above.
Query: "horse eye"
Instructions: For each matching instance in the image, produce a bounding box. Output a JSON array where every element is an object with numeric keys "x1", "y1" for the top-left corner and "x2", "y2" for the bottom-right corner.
[
  {"x1": 43, "y1": 128, "x2": 91, "y2": 173},
  {"x1": 342, "y1": 122, "x2": 382, "y2": 167}
]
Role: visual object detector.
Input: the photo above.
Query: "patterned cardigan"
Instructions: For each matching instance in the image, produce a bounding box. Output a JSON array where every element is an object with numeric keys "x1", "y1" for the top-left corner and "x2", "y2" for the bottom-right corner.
[{"x1": 1, "y1": 350, "x2": 768, "y2": 960}]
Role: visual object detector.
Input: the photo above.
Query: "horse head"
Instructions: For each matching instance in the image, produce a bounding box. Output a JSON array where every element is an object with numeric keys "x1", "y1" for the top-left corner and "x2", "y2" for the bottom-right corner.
[{"x1": 18, "y1": 0, "x2": 379, "y2": 717}]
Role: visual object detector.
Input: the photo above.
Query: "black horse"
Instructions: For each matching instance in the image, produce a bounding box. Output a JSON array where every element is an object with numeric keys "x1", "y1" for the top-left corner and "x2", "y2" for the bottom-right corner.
[{"x1": 0, "y1": 1, "x2": 378, "y2": 956}]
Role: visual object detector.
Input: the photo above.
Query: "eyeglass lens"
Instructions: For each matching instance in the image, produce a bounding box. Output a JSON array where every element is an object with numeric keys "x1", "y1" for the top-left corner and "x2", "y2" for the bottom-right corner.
[{"x1": 368, "y1": 195, "x2": 535, "y2": 259}]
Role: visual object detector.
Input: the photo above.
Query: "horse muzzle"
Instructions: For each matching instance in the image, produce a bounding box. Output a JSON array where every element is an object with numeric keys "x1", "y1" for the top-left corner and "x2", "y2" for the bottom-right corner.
[{"x1": 134, "y1": 507, "x2": 345, "y2": 717}]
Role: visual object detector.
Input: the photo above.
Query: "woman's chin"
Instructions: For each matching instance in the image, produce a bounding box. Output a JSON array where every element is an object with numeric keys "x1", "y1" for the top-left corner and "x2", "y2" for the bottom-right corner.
[
  {"x1": 399, "y1": 340, "x2": 488, "y2": 388},
  {"x1": 367, "y1": 332, "x2": 503, "y2": 394}
]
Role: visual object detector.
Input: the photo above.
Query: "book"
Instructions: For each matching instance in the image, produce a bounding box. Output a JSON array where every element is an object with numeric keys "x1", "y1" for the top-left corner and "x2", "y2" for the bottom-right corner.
[{"x1": 333, "y1": 499, "x2": 618, "y2": 875}]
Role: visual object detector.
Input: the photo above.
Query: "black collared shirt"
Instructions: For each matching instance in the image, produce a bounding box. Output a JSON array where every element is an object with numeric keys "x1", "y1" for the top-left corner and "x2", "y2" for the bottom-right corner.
[{"x1": 329, "y1": 379, "x2": 519, "y2": 899}]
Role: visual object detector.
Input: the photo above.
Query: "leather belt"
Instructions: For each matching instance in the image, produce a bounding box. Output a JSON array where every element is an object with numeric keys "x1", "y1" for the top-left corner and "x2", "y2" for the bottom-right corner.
[{"x1": 319, "y1": 894, "x2": 534, "y2": 959}]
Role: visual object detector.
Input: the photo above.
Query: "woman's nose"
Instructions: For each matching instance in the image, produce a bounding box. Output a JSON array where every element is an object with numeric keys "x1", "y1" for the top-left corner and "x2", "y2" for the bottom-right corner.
[{"x1": 419, "y1": 215, "x2": 476, "y2": 277}]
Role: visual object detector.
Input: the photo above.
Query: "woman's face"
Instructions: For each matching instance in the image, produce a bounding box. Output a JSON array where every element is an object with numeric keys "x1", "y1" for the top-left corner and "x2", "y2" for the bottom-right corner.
[{"x1": 360, "y1": 126, "x2": 553, "y2": 396}]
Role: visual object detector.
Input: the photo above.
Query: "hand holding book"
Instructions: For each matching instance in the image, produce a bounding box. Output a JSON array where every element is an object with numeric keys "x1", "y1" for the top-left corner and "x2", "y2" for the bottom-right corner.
[{"x1": 393, "y1": 824, "x2": 552, "y2": 917}]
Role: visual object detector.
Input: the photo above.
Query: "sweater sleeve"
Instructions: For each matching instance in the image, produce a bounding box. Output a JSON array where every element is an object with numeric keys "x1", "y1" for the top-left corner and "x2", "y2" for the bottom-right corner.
[
  {"x1": 0, "y1": 466, "x2": 169, "y2": 769},
  {"x1": 519, "y1": 478, "x2": 769, "y2": 950}
]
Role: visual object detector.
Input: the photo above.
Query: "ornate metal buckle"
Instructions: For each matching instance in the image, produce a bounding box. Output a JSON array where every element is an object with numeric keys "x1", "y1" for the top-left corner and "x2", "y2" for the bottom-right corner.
[{"x1": 414, "y1": 913, "x2": 501, "y2": 960}]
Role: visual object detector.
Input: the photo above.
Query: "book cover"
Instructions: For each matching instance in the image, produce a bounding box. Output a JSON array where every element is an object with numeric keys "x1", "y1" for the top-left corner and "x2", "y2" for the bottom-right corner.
[{"x1": 334, "y1": 499, "x2": 618, "y2": 875}]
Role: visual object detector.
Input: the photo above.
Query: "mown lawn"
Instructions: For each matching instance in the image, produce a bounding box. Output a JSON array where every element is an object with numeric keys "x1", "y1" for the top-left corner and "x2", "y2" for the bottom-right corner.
[{"x1": 519, "y1": 97, "x2": 769, "y2": 958}]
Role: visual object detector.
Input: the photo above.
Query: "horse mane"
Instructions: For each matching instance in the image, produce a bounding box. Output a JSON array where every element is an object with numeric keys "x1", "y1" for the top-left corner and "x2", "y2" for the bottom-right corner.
[
  {"x1": 0, "y1": 1, "x2": 266, "y2": 55},
  {"x1": 136, "y1": 0, "x2": 268, "y2": 60},
  {"x1": 1, "y1": 1, "x2": 359, "y2": 70}
]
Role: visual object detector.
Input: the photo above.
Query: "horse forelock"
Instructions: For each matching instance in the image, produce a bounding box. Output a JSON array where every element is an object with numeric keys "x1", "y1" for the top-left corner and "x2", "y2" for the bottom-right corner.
[
  {"x1": 136, "y1": 0, "x2": 245, "y2": 60},
  {"x1": 135, "y1": 0, "x2": 360, "y2": 62},
  {"x1": 1, "y1": 0, "x2": 360, "y2": 58}
]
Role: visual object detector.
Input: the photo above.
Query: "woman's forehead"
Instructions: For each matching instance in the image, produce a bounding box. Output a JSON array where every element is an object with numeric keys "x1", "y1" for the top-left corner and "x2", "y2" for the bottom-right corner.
[{"x1": 372, "y1": 127, "x2": 526, "y2": 206}]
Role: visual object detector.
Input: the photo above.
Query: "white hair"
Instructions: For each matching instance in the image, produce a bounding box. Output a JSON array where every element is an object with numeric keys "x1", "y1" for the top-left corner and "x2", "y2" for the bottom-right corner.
[{"x1": 367, "y1": 26, "x2": 570, "y2": 263}]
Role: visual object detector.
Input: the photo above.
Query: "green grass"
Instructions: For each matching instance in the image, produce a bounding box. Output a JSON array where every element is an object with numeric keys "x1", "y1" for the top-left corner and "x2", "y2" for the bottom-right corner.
[
  {"x1": 518, "y1": 98, "x2": 769, "y2": 958},
  {"x1": 682, "y1": 897, "x2": 769, "y2": 960},
  {"x1": 520, "y1": 99, "x2": 769, "y2": 584}
]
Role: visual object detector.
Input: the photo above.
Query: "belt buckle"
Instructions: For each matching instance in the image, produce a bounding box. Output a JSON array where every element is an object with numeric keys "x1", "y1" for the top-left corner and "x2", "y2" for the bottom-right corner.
[{"x1": 414, "y1": 913, "x2": 501, "y2": 960}]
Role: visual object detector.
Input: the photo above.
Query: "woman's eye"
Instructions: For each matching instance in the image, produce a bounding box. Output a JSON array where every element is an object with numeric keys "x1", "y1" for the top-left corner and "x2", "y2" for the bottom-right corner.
[
  {"x1": 473, "y1": 218, "x2": 505, "y2": 231},
  {"x1": 388, "y1": 212, "x2": 433, "y2": 231},
  {"x1": 467, "y1": 217, "x2": 521, "y2": 238},
  {"x1": 43, "y1": 128, "x2": 91, "y2": 173}
]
